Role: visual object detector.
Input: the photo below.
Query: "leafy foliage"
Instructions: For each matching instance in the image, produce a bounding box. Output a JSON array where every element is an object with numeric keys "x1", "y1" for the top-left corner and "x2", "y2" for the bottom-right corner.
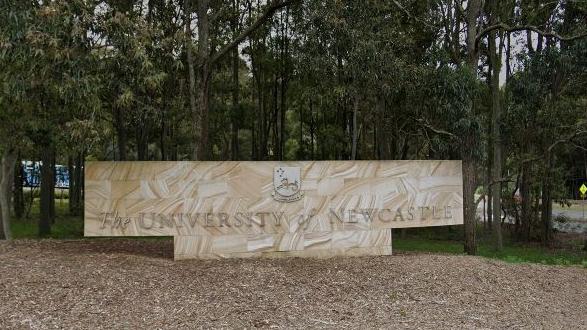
[{"x1": 1, "y1": 0, "x2": 586, "y2": 244}]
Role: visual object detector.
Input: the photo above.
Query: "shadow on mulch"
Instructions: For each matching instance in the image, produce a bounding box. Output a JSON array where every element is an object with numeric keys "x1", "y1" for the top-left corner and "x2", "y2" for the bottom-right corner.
[{"x1": 35, "y1": 238, "x2": 175, "y2": 259}]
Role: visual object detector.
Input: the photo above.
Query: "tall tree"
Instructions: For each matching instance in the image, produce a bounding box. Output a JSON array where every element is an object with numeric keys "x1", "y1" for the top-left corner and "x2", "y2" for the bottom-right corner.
[{"x1": 186, "y1": 0, "x2": 296, "y2": 160}]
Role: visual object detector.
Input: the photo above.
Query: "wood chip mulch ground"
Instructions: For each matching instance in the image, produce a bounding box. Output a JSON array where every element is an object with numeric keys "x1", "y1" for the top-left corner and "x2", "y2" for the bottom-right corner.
[{"x1": 0, "y1": 239, "x2": 585, "y2": 329}]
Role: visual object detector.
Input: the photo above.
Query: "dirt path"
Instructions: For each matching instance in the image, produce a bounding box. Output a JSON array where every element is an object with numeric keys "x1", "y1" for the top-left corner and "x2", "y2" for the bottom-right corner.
[{"x1": 0, "y1": 239, "x2": 585, "y2": 329}]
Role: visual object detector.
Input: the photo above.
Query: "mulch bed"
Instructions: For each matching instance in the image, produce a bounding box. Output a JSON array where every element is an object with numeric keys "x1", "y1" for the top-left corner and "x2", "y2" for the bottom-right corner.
[{"x1": 0, "y1": 239, "x2": 585, "y2": 329}]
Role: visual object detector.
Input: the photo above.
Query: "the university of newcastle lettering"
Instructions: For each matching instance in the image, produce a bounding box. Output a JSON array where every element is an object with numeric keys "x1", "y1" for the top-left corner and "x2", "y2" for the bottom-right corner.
[{"x1": 85, "y1": 161, "x2": 463, "y2": 259}]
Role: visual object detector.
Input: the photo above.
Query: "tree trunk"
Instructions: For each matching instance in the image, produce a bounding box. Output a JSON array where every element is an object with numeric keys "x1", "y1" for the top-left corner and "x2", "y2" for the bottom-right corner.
[
  {"x1": 80, "y1": 153, "x2": 85, "y2": 214},
  {"x1": 351, "y1": 96, "x2": 359, "y2": 160},
  {"x1": 465, "y1": 0, "x2": 481, "y2": 69},
  {"x1": 13, "y1": 154, "x2": 24, "y2": 219},
  {"x1": 250, "y1": 34, "x2": 266, "y2": 160},
  {"x1": 230, "y1": 0, "x2": 240, "y2": 160},
  {"x1": 257, "y1": 59, "x2": 268, "y2": 160},
  {"x1": 526, "y1": 30, "x2": 534, "y2": 54},
  {"x1": 461, "y1": 0, "x2": 482, "y2": 255},
  {"x1": 489, "y1": 20, "x2": 503, "y2": 251},
  {"x1": 310, "y1": 98, "x2": 315, "y2": 159},
  {"x1": 68, "y1": 155, "x2": 75, "y2": 213},
  {"x1": 278, "y1": 8, "x2": 289, "y2": 161},
  {"x1": 272, "y1": 75, "x2": 279, "y2": 159},
  {"x1": 68, "y1": 151, "x2": 83, "y2": 216},
  {"x1": 185, "y1": 0, "x2": 199, "y2": 161},
  {"x1": 0, "y1": 149, "x2": 16, "y2": 240},
  {"x1": 486, "y1": 104, "x2": 493, "y2": 232},
  {"x1": 39, "y1": 145, "x2": 54, "y2": 237},
  {"x1": 195, "y1": 0, "x2": 211, "y2": 160},
  {"x1": 49, "y1": 152, "x2": 55, "y2": 223},
  {"x1": 231, "y1": 47, "x2": 240, "y2": 160},
  {"x1": 115, "y1": 107, "x2": 127, "y2": 161},
  {"x1": 463, "y1": 149, "x2": 477, "y2": 255},
  {"x1": 260, "y1": 79, "x2": 268, "y2": 160},
  {"x1": 541, "y1": 151, "x2": 553, "y2": 245},
  {"x1": 251, "y1": 85, "x2": 257, "y2": 160},
  {"x1": 401, "y1": 139, "x2": 409, "y2": 160},
  {"x1": 513, "y1": 172, "x2": 521, "y2": 238},
  {"x1": 136, "y1": 124, "x2": 149, "y2": 161},
  {"x1": 251, "y1": 122, "x2": 256, "y2": 160},
  {"x1": 299, "y1": 98, "x2": 303, "y2": 159},
  {"x1": 279, "y1": 76, "x2": 286, "y2": 161},
  {"x1": 160, "y1": 107, "x2": 166, "y2": 161},
  {"x1": 505, "y1": 32, "x2": 511, "y2": 83},
  {"x1": 520, "y1": 161, "x2": 531, "y2": 241},
  {"x1": 536, "y1": 35, "x2": 543, "y2": 53},
  {"x1": 373, "y1": 124, "x2": 379, "y2": 160},
  {"x1": 375, "y1": 96, "x2": 390, "y2": 160}
]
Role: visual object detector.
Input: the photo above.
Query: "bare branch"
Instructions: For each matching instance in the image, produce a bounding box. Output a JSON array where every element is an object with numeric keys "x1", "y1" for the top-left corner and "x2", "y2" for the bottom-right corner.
[{"x1": 488, "y1": 177, "x2": 515, "y2": 187}]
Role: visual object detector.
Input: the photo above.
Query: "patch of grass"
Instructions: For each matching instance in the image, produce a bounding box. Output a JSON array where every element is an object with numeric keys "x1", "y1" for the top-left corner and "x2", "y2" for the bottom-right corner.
[
  {"x1": 394, "y1": 237, "x2": 587, "y2": 267},
  {"x1": 11, "y1": 199, "x2": 83, "y2": 239},
  {"x1": 477, "y1": 243, "x2": 587, "y2": 267},
  {"x1": 393, "y1": 237, "x2": 463, "y2": 254}
]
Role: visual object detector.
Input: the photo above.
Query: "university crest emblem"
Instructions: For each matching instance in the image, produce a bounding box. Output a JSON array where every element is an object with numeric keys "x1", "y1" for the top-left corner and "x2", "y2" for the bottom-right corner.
[{"x1": 272, "y1": 167, "x2": 303, "y2": 202}]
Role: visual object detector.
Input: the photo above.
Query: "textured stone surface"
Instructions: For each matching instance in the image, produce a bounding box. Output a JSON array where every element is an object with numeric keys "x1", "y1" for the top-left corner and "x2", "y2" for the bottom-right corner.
[
  {"x1": 173, "y1": 229, "x2": 392, "y2": 259},
  {"x1": 84, "y1": 161, "x2": 463, "y2": 259}
]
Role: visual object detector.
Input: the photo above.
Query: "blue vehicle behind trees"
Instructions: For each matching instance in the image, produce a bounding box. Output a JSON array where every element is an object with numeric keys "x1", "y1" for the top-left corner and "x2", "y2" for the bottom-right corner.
[{"x1": 20, "y1": 161, "x2": 69, "y2": 189}]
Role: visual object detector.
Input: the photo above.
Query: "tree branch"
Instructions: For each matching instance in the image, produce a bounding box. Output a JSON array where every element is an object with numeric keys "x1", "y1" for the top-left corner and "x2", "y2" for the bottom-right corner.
[
  {"x1": 391, "y1": 0, "x2": 435, "y2": 29},
  {"x1": 413, "y1": 118, "x2": 457, "y2": 139},
  {"x1": 571, "y1": 142, "x2": 587, "y2": 152},
  {"x1": 476, "y1": 23, "x2": 587, "y2": 46},
  {"x1": 209, "y1": 0, "x2": 297, "y2": 66},
  {"x1": 454, "y1": 1, "x2": 466, "y2": 20},
  {"x1": 520, "y1": 129, "x2": 587, "y2": 164},
  {"x1": 474, "y1": 194, "x2": 484, "y2": 207},
  {"x1": 547, "y1": 130, "x2": 587, "y2": 153}
]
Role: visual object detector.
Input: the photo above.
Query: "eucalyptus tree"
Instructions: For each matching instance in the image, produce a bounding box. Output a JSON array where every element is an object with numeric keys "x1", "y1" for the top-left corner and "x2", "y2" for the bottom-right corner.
[
  {"x1": 291, "y1": 0, "x2": 439, "y2": 160},
  {"x1": 0, "y1": 0, "x2": 32, "y2": 239},
  {"x1": 484, "y1": 0, "x2": 587, "y2": 246},
  {"x1": 0, "y1": 0, "x2": 101, "y2": 236},
  {"x1": 96, "y1": 2, "x2": 183, "y2": 161},
  {"x1": 435, "y1": 0, "x2": 587, "y2": 252},
  {"x1": 184, "y1": 0, "x2": 296, "y2": 160},
  {"x1": 504, "y1": 40, "x2": 587, "y2": 243}
]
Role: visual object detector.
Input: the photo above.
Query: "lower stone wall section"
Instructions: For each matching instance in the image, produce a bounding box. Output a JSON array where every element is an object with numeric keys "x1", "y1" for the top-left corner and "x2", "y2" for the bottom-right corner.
[
  {"x1": 174, "y1": 245, "x2": 393, "y2": 260},
  {"x1": 174, "y1": 229, "x2": 392, "y2": 259}
]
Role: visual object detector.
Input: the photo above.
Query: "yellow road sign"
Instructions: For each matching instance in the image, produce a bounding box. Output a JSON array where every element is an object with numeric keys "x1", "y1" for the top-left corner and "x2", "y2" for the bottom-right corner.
[{"x1": 580, "y1": 184, "x2": 587, "y2": 195}]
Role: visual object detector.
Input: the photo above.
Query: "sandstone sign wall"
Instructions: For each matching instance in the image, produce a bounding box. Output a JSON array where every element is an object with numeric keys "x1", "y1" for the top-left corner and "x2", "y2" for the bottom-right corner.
[{"x1": 84, "y1": 161, "x2": 463, "y2": 259}]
